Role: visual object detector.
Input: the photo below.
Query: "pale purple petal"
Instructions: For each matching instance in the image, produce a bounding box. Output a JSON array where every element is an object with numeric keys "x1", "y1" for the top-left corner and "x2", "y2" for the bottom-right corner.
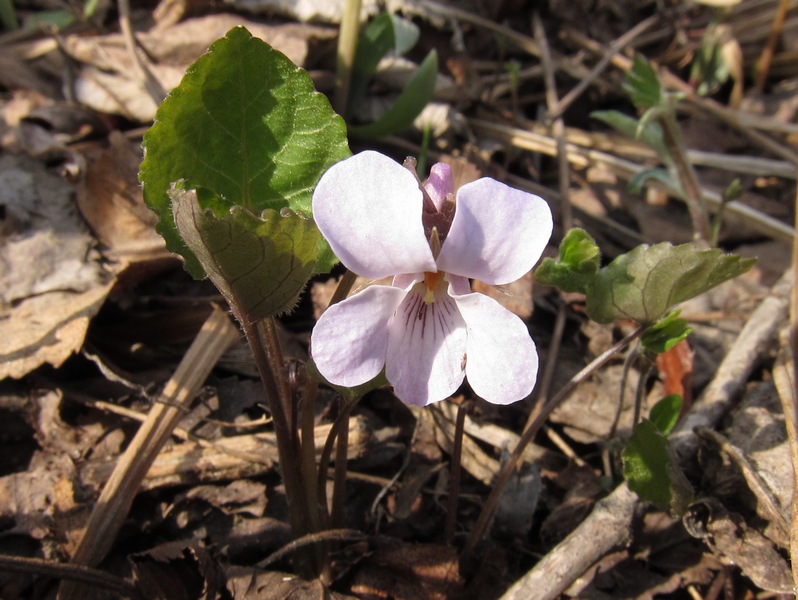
[
  {"x1": 424, "y1": 162, "x2": 453, "y2": 211},
  {"x1": 445, "y1": 273, "x2": 471, "y2": 296},
  {"x1": 436, "y1": 178, "x2": 552, "y2": 285},
  {"x1": 311, "y1": 285, "x2": 406, "y2": 387},
  {"x1": 453, "y1": 291, "x2": 538, "y2": 404},
  {"x1": 313, "y1": 151, "x2": 436, "y2": 278},
  {"x1": 392, "y1": 273, "x2": 423, "y2": 290},
  {"x1": 386, "y1": 285, "x2": 467, "y2": 406}
]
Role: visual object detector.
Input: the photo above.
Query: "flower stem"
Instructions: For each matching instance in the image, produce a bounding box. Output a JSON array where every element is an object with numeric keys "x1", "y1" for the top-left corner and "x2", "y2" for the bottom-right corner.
[
  {"x1": 460, "y1": 325, "x2": 644, "y2": 567},
  {"x1": 300, "y1": 377, "x2": 320, "y2": 511},
  {"x1": 310, "y1": 269, "x2": 359, "y2": 527},
  {"x1": 331, "y1": 397, "x2": 352, "y2": 528},
  {"x1": 317, "y1": 397, "x2": 358, "y2": 522},
  {"x1": 242, "y1": 317, "x2": 320, "y2": 576},
  {"x1": 444, "y1": 401, "x2": 467, "y2": 545}
]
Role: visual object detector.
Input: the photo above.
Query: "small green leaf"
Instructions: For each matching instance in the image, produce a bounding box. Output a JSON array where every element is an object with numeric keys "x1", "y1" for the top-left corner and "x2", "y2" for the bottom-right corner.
[
  {"x1": 534, "y1": 228, "x2": 600, "y2": 293},
  {"x1": 83, "y1": 0, "x2": 100, "y2": 19},
  {"x1": 641, "y1": 311, "x2": 693, "y2": 354},
  {"x1": 348, "y1": 14, "x2": 398, "y2": 118},
  {"x1": 592, "y1": 110, "x2": 668, "y2": 156},
  {"x1": 628, "y1": 167, "x2": 676, "y2": 194},
  {"x1": 349, "y1": 50, "x2": 439, "y2": 139},
  {"x1": 23, "y1": 9, "x2": 75, "y2": 30},
  {"x1": 622, "y1": 418, "x2": 693, "y2": 514},
  {"x1": 722, "y1": 178, "x2": 743, "y2": 203},
  {"x1": 623, "y1": 55, "x2": 663, "y2": 110},
  {"x1": 140, "y1": 26, "x2": 350, "y2": 278},
  {"x1": 389, "y1": 14, "x2": 420, "y2": 55},
  {"x1": 585, "y1": 242, "x2": 755, "y2": 324},
  {"x1": 170, "y1": 187, "x2": 320, "y2": 322},
  {"x1": 347, "y1": 13, "x2": 419, "y2": 119},
  {"x1": 649, "y1": 394, "x2": 683, "y2": 436}
]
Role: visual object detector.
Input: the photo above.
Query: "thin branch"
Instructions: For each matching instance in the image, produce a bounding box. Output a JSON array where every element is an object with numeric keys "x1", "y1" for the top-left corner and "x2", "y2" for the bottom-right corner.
[
  {"x1": 550, "y1": 15, "x2": 659, "y2": 120},
  {"x1": 0, "y1": 555, "x2": 141, "y2": 599}
]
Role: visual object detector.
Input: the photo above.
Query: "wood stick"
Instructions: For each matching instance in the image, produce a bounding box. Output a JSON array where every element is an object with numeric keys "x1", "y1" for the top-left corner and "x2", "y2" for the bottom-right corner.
[{"x1": 58, "y1": 305, "x2": 240, "y2": 600}]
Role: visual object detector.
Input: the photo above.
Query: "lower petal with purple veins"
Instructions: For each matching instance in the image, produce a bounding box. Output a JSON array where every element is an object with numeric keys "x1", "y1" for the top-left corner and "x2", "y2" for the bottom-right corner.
[{"x1": 386, "y1": 285, "x2": 467, "y2": 406}]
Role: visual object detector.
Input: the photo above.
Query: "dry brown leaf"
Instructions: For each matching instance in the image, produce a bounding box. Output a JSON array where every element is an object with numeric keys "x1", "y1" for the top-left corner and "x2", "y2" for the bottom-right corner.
[
  {"x1": 683, "y1": 497, "x2": 793, "y2": 593},
  {"x1": 227, "y1": 567, "x2": 357, "y2": 599},
  {"x1": 131, "y1": 543, "x2": 228, "y2": 600},
  {"x1": 78, "y1": 131, "x2": 167, "y2": 263},
  {"x1": 549, "y1": 364, "x2": 640, "y2": 443},
  {"x1": 0, "y1": 153, "x2": 105, "y2": 304},
  {"x1": 1, "y1": 283, "x2": 114, "y2": 380},
  {"x1": 729, "y1": 381, "x2": 793, "y2": 520},
  {"x1": 656, "y1": 338, "x2": 694, "y2": 409},
  {"x1": 183, "y1": 480, "x2": 268, "y2": 517},
  {"x1": 349, "y1": 539, "x2": 465, "y2": 600},
  {"x1": 59, "y1": 15, "x2": 334, "y2": 121},
  {"x1": 0, "y1": 152, "x2": 115, "y2": 378},
  {"x1": 0, "y1": 449, "x2": 77, "y2": 540}
]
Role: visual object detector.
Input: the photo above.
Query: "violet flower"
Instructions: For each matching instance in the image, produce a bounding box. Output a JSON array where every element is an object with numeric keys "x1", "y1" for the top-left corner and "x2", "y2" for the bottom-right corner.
[{"x1": 311, "y1": 151, "x2": 552, "y2": 406}]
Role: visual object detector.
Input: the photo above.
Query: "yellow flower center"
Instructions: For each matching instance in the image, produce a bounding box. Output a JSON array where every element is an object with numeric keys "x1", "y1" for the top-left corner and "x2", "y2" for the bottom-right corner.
[{"x1": 423, "y1": 271, "x2": 444, "y2": 304}]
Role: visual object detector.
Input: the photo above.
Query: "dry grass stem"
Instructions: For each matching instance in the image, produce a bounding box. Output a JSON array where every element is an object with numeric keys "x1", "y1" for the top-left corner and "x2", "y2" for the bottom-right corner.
[
  {"x1": 58, "y1": 305, "x2": 240, "y2": 600},
  {"x1": 469, "y1": 118, "x2": 795, "y2": 244}
]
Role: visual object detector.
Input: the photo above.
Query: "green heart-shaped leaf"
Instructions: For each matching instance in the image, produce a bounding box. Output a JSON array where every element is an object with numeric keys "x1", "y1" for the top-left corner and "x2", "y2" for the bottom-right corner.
[
  {"x1": 140, "y1": 26, "x2": 350, "y2": 278},
  {"x1": 171, "y1": 187, "x2": 320, "y2": 322},
  {"x1": 585, "y1": 242, "x2": 755, "y2": 324}
]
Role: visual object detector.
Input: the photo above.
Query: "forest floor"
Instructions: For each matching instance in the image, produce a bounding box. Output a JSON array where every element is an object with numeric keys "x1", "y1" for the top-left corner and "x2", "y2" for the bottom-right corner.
[{"x1": 1, "y1": 0, "x2": 798, "y2": 598}]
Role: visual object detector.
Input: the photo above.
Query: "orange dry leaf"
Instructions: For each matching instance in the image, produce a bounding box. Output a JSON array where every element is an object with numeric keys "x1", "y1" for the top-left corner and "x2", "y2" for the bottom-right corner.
[{"x1": 656, "y1": 339, "x2": 694, "y2": 411}]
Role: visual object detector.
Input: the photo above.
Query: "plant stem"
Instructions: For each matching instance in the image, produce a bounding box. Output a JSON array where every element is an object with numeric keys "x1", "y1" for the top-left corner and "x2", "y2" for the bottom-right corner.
[
  {"x1": 0, "y1": 0, "x2": 18, "y2": 30},
  {"x1": 331, "y1": 397, "x2": 353, "y2": 528},
  {"x1": 632, "y1": 357, "x2": 654, "y2": 427},
  {"x1": 444, "y1": 402, "x2": 467, "y2": 545},
  {"x1": 659, "y1": 111, "x2": 712, "y2": 243},
  {"x1": 330, "y1": 269, "x2": 358, "y2": 305},
  {"x1": 300, "y1": 377, "x2": 320, "y2": 512},
  {"x1": 335, "y1": 0, "x2": 362, "y2": 116},
  {"x1": 608, "y1": 345, "x2": 638, "y2": 439},
  {"x1": 460, "y1": 325, "x2": 644, "y2": 567},
  {"x1": 317, "y1": 397, "x2": 358, "y2": 522},
  {"x1": 309, "y1": 269, "x2": 359, "y2": 524},
  {"x1": 243, "y1": 317, "x2": 319, "y2": 576}
]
